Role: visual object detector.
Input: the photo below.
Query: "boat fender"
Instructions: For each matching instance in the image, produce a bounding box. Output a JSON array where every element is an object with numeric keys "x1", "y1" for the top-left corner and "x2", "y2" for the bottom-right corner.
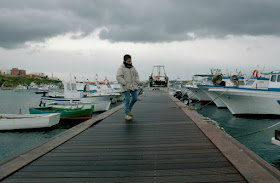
[{"x1": 252, "y1": 70, "x2": 259, "y2": 78}]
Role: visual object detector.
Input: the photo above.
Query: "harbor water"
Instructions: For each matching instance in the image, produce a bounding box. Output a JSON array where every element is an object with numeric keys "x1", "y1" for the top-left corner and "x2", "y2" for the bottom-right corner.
[
  {"x1": 0, "y1": 90, "x2": 122, "y2": 163},
  {"x1": 194, "y1": 102, "x2": 280, "y2": 171}
]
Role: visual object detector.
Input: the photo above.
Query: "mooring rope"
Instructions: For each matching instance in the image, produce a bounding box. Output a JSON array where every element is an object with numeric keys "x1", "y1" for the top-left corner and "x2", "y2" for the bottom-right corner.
[
  {"x1": 196, "y1": 88, "x2": 229, "y2": 110},
  {"x1": 186, "y1": 90, "x2": 198, "y2": 100},
  {"x1": 233, "y1": 122, "x2": 280, "y2": 138}
]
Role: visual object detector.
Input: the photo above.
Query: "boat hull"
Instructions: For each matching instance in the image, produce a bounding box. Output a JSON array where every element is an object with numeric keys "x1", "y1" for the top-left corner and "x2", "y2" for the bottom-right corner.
[
  {"x1": 198, "y1": 85, "x2": 227, "y2": 108},
  {"x1": 41, "y1": 96, "x2": 111, "y2": 112},
  {"x1": 29, "y1": 106, "x2": 94, "y2": 123},
  {"x1": 0, "y1": 113, "x2": 60, "y2": 131},
  {"x1": 187, "y1": 87, "x2": 212, "y2": 103},
  {"x1": 185, "y1": 89, "x2": 199, "y2": 100},
  {"x1": 211, "y1": 88, "x2": 280, "y2": 118}
]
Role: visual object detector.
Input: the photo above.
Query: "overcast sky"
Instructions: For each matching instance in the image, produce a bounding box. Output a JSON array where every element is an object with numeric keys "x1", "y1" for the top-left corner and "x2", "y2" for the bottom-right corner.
[{"x1": 1, "y1": 0, "x2": 280, "y2": 81}]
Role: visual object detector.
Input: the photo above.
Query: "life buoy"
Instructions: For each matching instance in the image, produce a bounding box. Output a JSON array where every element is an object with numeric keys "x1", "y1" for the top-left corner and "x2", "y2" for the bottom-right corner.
[
  {"x1": 252, "y1": 70, "x2": 259, "y2": 78},
  {"x1": 104, "y1": 79, "x2": 109, "y2": 85}
]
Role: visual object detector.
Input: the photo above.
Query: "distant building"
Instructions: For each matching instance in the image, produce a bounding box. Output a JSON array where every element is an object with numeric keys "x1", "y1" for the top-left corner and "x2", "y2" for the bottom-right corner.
[
  {"x1": 0, "y1": 69, "x2": 11, "y2": 75},
  {"x1": 32, "y1": 72, "x2": 44, "y2": 77},
  {"x1": 27, "y1": 72, "x2": 45, "y2": 78},
  {"x1": 51, "y1": 77, "x2": 60, "y2": 81},
  {"x1": 11, "y1": 68, "x2": 26, "y2": 76}
]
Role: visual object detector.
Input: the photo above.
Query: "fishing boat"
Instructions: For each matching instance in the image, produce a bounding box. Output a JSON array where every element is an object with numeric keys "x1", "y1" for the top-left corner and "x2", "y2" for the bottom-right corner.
[
  {"x1": 41, "y1": 81, "x2": 111, "y2": 112},
  {"x1": 185, "y1": 74, "x2": 213, "y2": 104},
  {"x1": 14, "y1": 85, "x2": 29, "y2": 92},
  {"x1": 0, "y1": 113, "x2": 60, "y2": 131},
  {"x1": 29, "y1": 105, "x2": 94, "y2": 123},
  {"x1": 184, "y1": 83, "x2": 200, "y2": 101},
  {"x1": 209, "y1": 70, "x2": 280, "y2": 118},
  {"x1": 197, "y1": 75, "x2": 246, "y2": 108},
  {"x1": 148, "y1": 65, "x2": 169, "y2": 90},
  {"x1": 45, "y1": 103, "x2": 93, "y2": 110}
]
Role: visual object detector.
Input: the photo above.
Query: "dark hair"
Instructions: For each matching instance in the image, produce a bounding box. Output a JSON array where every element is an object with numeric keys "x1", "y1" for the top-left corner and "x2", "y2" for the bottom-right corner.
[{"x1": 124, "y1": 54, "x2": 131, "y2": 61}]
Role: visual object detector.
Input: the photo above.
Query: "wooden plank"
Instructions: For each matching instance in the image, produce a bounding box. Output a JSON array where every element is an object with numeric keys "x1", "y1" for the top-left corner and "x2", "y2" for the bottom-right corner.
[
  {"x1": 53, "y1": 145, "x2": 216, "y2": 152},
  {"x1": 2, "y1": 178, "x2": 248, "y2": 183},
  {"x1": 28, "y1": 156, "x2": 228, "y2": 165},
  {"x1": 63, "y1": 139, "x2": 212, "y2": 144},
  {"x1": 55, "y1": 142, "x2": 213, "y2": 149},
  {"x1": 44, "y1": 149, "x2": 221, "y2": 157},
  {"x1": 51, "y1": 146, "x2": 217, "y2": 153},
  {"x1": 19, "y1": 162, "x2": 232, "y2": 172},
  {"x1": 5, "y1": 172, "x2": 245, "y2": 183},
  {"x1": 38, "y1": 152, "x2": 226, "y2": 161}
]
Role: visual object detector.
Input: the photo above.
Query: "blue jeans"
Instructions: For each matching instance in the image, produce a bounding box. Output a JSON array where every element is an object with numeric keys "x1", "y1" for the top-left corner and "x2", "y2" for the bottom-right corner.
[{"x1": 124, "y1": 90, "x2": 138, "y2": 115}]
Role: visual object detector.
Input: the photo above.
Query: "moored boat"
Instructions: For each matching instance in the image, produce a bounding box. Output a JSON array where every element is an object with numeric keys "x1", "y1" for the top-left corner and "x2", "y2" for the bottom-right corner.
[
  {"x1": 29, "y1": 105, "x2": 94, "y2": 123},
  {"x1": 186, "y1": 75, "x2": 213, "y2": 104},
  {"x1": 148, "y1": 65, "x2": 169, "y2": 90},
  {"x1": 0, "y1": 113, "x2": 60, "y2": 131},
  {"x1": 41, "y1": 81, "x2": 111, "y2": 112},
  {"x1": 198, "y1": 75, "x2": 247, "y2": 108},
  {"x1": 209, "y1": 71, "x2": 280, "y2": 118},
  {"x1": 45, "y1": 103, "x2": 93, "y2": 110}
]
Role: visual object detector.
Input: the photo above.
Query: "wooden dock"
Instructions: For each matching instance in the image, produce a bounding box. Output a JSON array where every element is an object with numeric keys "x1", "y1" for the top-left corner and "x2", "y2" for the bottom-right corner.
[{"x1": 1, "y1": 90, "x2": 280, "y2": 182}]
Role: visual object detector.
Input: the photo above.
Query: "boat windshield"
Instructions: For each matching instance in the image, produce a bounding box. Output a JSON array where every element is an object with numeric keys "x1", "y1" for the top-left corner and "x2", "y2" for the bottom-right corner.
[
  {"x1": 245, "y1": 79, "x2": 255, "y2": 86},
  {"x1": 271, "y1": 75, "x2": 277, "y2": 82},
  {"x1": 277, "y1": 75, "x2": 280, "y2": 82}
]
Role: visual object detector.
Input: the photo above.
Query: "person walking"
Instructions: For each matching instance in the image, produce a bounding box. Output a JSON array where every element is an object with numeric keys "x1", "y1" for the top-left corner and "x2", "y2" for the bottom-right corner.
[{"x1": 116, "y1": 54, "x2": 139, "y2": 120}]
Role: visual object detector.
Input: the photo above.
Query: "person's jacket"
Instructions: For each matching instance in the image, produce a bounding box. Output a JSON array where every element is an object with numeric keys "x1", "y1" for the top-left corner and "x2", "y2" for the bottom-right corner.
[{"x1": 116, "y1": 64, "x2": 139, "y2": 92}]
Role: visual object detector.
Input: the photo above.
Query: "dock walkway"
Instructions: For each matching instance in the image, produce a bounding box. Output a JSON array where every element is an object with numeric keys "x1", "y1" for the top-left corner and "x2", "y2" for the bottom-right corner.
[{"x1": 1, "y1": 90, "x2": 280, "y2": 182}]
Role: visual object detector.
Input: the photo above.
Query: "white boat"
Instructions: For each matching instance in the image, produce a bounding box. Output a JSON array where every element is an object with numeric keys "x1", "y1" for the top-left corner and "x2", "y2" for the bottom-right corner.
[
  {"x1": 198, "y1": 85, "x2": 227, "y2": 108},
  {"x1": 76, "y1": 80, "x2": 122, "y2": 104},
  {"x1": 197, "y1": 76, "x2": 247, "y2": 108},
  {"x1": 184, "y1": 84, "x2": 199, "y2": 101},
  {"x1": 173, "y1": 78, "x2": 183, "y2": 89},
  {"x1": 14, "y1": 85, "x2": 29, "y2": 92},
  {"x1": 209, "y1": 71, "x2": 279, "y2": 118},
  {"x1": 271, "y1": 130, "x2": 280, "y2": 146},
  {"x1": 0, "y1": 113, "x2": 60, "y2": 130},
  {"x1": 38, "y1": 86, "x2": 49, "y2": 92},
  {"x1": 41, "y1": 82, "x2": 111, "y2": 112},
  {"x1": 41, "y1": 95, "x2": 111, "y2": 112},
  {"x1": 185, "y1": 76, "x2": 213, "y2": 104}
]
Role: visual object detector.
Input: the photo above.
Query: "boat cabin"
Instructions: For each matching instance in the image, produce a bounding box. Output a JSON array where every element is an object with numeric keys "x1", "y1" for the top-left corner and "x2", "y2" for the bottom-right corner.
[
  {"x1": 244, "y1": 77, "x2": 269, "y2": 89},
  {"x1": 268, "y1": 71, "x2": 280, "y2": 90}
]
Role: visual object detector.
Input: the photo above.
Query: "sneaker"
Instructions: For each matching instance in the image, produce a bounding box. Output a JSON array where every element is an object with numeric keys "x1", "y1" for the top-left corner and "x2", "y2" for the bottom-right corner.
[
  {"x1": 129, "y1": 111, "x2": 133, "y2": 116},
  {"x1": 125, "y1": 115, "x2": 132, "y2": 120}
]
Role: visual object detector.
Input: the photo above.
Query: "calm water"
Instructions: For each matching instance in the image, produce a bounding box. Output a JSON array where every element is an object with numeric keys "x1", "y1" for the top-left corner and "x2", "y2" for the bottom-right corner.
[
  {"x1": 193, "y1": 102, "x2": 280, "y2": 170},
  {"x1": 0, "y1": 90, "x2": 122, "y2": 163}
]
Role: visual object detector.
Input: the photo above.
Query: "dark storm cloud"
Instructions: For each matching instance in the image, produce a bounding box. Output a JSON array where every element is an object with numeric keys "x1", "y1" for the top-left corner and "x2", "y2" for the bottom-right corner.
[{"x1": 1, "y1": 0, "x2": 280, "y2": 49}]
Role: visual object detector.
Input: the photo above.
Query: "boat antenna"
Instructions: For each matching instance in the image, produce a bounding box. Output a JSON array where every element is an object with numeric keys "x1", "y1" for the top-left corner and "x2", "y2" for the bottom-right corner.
[
  {"x1": 151, "y1": 67, "x2": 155, "y2": 76},
  {"x1": 69, "y1": 73, "x2": 72, "y2": 91},
  {"x1": 261, "y1": 66, "x2": 265, "y2": 75}
]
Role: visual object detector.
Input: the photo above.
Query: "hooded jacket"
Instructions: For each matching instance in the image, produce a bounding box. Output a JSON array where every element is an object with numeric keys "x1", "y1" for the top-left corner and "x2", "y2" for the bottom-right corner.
[{"x1": 116, "y1": 64, "x2": 139, "y2": 92}]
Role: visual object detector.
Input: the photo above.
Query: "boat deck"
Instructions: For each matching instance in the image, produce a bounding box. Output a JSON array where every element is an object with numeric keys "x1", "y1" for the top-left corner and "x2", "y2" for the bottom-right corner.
[{"x1": 1, "y1": 90, "x2": 280, "y2": 182}]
